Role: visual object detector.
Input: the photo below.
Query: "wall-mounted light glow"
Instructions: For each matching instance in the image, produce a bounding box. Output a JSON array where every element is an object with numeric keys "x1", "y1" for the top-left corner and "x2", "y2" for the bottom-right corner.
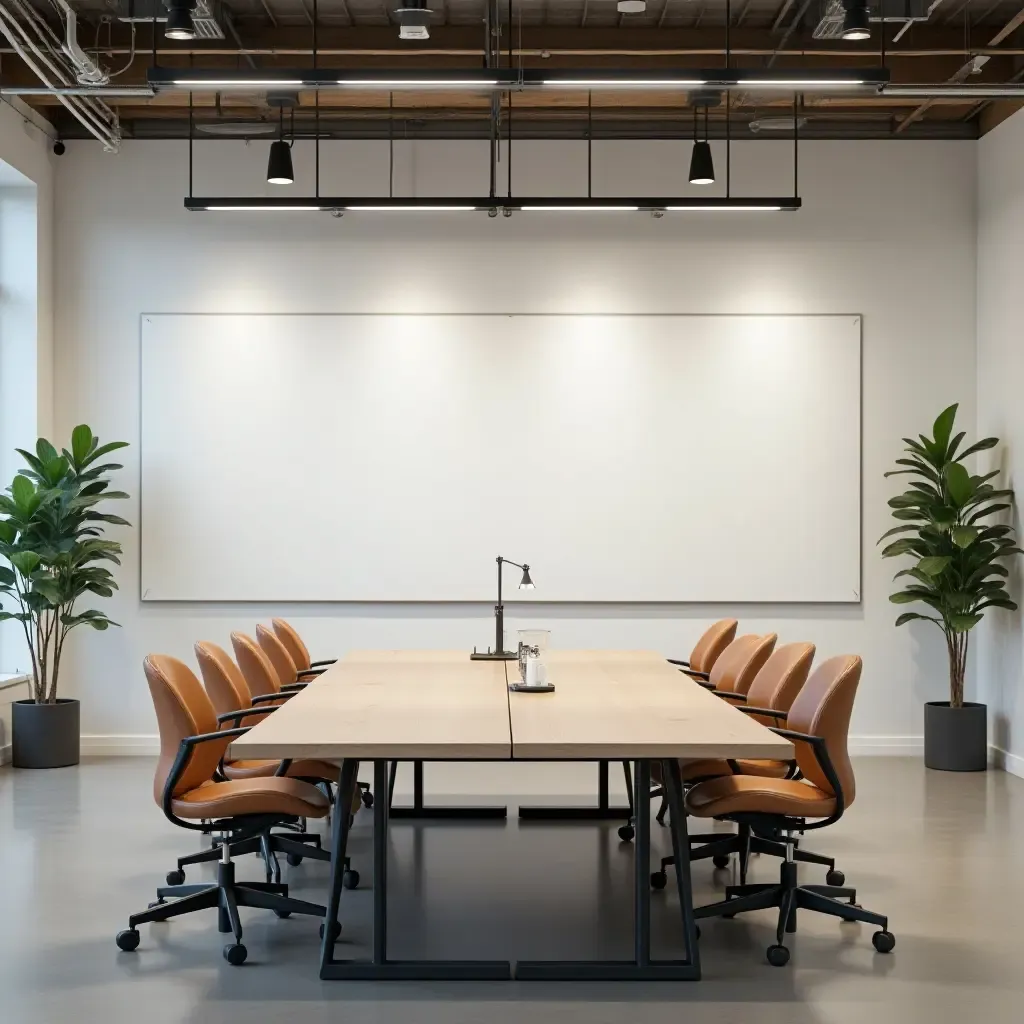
[
  {"x1": 344, "y1": 205, "x2": 478, "y2": 211},
  {"x1": 542, "y1": 79, "x2": 706, "y2": 88},
  {"x1": 172, "y1": 79, "x2": 304, "y2": 88},
  {"x1": 519, "y1": 205, "x2": 640, "y2": 211},
  {"x1": 737, "y1": 79, "x2": 866, "y2": 88},
  {"x1": 198, "y1": 206, "x2": 326, "y2": 211},
  {"x1": 664, "y1": 205, "x2": 785, "y2": 211},
  {"x1": 337, "y1": 79, "x2": 498, "y2": 89}
]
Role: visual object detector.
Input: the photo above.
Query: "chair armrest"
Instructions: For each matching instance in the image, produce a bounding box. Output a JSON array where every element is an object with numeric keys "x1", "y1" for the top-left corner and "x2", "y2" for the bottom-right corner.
[
  {"x1": 682, "y1": 668, "x2": 709, "y2": 680},
  {"x1": 711, "y1": 689, "x2": 745, "y2": 702},
  {"x1": 769, "y1": 726, "x2": 845, "y2": 823},
  {"x1": 217, "y1": 705, "x2": 277, "y2": 727},
  {"x1": 279, "y1": 683, "x2": 307, "y2": 692},
  {"x1": 309, "y1": 658, "x2": 336, "y2": 668},
  {"x1": 739, "y1": 706, "x2": 787, "y2": 720},
  {"x1": 250, "y1": 692, "x2": 293, "y2": 706},
  {"x1": 296, "y1": 669, "x2": 325, "y2": 680},
  {"x1": 666, "y1": 658, "x2": 691, "y2": 667}
]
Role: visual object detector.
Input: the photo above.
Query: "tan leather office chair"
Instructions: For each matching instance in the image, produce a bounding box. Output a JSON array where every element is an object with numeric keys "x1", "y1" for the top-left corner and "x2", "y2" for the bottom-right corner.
[
  {"x1": 667, "y1": 618, "x2": 739, "y2": 676},
  {"x1": 193, "y1": 640, "x2": 361, "y2": 888},
  {"x1": 683, "y1": 655, "x2": 894, "y2": 967},
  {"x1": 618, "y1": 634, "x2": 779, "y2": 842},
  {"x1": 231, "y1": 630, "x2": 301, "y2": 699},
  {"x1": 115, "y1": 655, "x2": 330, "y2": 965},
  {"x1": 272, "y1": 617, "x2": 337, "y2": 674},
  {"x1": 256, "y1": 622, "x2": 322, "y2": 688}
]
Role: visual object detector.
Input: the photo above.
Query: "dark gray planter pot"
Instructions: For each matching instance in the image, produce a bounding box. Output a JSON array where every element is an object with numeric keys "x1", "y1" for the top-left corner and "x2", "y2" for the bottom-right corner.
[
  {"x1": 12, "y1": 699, "x2": 80, "y2": 769},
  {"x1": 924, "y1": 701, "x2": 987, "y2": 772}
]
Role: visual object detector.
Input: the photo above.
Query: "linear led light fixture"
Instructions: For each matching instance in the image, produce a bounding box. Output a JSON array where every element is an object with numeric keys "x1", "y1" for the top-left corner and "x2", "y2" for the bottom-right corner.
[
  {"x1": 883, "y1": 83, "x2": 1024, "y2": 99},
  {"x1": 185, "y1": 197, "x2": 800, "y2": 213},
  {"x1": 153, "y1": 67, "x2": 888, "y2": 93}
]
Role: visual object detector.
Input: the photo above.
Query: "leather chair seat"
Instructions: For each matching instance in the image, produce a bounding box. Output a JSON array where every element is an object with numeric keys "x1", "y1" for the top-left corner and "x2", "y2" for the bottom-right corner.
[
  {"x1": 223, "y1": 758, "x2": 339, "y2": 782},
  {"x1": 680, "y1": 757, "x2": 791, "y2": 781},
  {"x1": 684, "y1": 774, "x2": 836, "y2": 819},
  {"x1": 171, "y1": 777, "x2": 331, "y2": 820}
]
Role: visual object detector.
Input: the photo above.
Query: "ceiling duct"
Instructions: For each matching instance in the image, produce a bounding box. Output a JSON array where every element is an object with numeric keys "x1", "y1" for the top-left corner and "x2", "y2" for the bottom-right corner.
[
  {"x1": 813, "y1": 0, "x2": 942, "y2": 39},
  {"x1": 114, "y1": 0, "x2": 225, "y2": 40}
]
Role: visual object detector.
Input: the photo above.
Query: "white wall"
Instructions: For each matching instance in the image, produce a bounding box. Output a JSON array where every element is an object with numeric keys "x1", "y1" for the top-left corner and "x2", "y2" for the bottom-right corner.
[
  {"x1": 53, "y1": 137, "x2": 977, "y2": 790},
  {"x1": 977, "y1": 109, "x2": 1024, "y2": 779},
  {"x1": 0, "y1": 101, "x2": 56, "y2": 732}
]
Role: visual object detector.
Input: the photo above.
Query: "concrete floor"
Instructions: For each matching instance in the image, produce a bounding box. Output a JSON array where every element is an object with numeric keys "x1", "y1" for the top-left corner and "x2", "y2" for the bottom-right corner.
[{"x1": 0, "y1": 757, "x2": 1020, "y2": 1024}]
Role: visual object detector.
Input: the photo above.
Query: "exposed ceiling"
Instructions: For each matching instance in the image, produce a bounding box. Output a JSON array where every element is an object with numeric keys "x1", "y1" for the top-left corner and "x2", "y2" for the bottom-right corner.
[{"x1": 3, "y1": 0, "x2": 1024, "y2": 141}]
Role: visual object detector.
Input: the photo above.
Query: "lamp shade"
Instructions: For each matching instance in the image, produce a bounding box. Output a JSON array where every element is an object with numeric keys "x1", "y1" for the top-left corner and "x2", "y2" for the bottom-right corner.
[
  {"x1": 688, "y1": 140, "x2": 715, "y2": 185},
  {"x1": 518, "y1": 565, "x2": 535, "y2": 589},
  {"x1": 165, "y1": 3, "x2": 196, "y2": 40},
  {"x1": 841, "y1": 4, "x2": 871, "y2": 40},
  {"x1": 267, "y1": 140, "x2": 294, "y2": 185}
]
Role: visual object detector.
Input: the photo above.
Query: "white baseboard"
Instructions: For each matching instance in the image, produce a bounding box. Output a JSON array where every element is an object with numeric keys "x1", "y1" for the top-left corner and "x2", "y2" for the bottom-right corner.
[
  {"x1": 990, "y1": 745, "x2": 1024, "y2": 779},
  {"x1": 848, "y1": 735, "x2": 922, "y2": 756},
  {"x1": 0, "y1": 742, "x2": 10, "y2": 766},
  {"x1": 81, "y1": 734, "x2": 160, "y2": 756}
]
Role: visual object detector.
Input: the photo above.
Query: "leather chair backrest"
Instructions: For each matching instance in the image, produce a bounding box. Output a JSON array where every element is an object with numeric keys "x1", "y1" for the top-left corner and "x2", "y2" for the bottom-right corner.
[
  {"x1": 786, "y1": 654, "x2": 862, "y2": 806},
  {"x1": 194, "y1": 641, "x2": 252, "y2": 716},
  {"x1": 272, "y1": 618, "x2": 312, "y2": 672},
  {"x1": 145, "y1": 654, "x2": 229, "y2": 807},
  {"x1": 257, "y1": 623, "x2": 299, "y2": 687},
  {"x1": 708, "y1": 633, "x2": 778, "y2": 695},
  {"x1": 689, "y1": 619, "x2": 739, "y2": 674},
  {"x1": 231, "y1": 632, "x2": 283, "y2": 698},
  {"x1": 744, "y1": 642, "x2": 816, "y2": 719}
]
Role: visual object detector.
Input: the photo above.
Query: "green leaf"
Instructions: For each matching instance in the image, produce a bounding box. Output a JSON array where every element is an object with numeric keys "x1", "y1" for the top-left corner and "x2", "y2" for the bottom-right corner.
[
  {"x1": 948, "y1": 612, "x2": 983, "y2": 633},
  {"x1": 11, "y1": 550, "x2": 40, "y2": 575},
  {"x1": 10, "y1": 474, "x2": 34, "y2": 510},
  {"x1": 951, "y1": 526, "x2": 979, "y2": 549},
  {"x1": 955, "y1": 437, "x2": 999, "y2": 461},
  {"x1": 881, "y1": 538, "x2": 922, "y2": 558},
  {"x1": 0, "y1": 521, "x2": 15, "y2": 544},
  {"x1": 71, "y1": 425, "x2": 94, "y2": 465},
  {"x1": 944, "y1": 462, "x2": 973, "y2": 507},
  {"x1": 878, "y1": 525, "x2": 919, "y2": 543},
  {"x1": 890, "y1": 590, "x2": 926, "y2": 604},
  {"x1": 895, "y1": 612, "x2": 942, "y2": 627},
  {"x1": 947, "y1": 431, "x2": 966, "y2": 460},
  {"x1": 932, "y1": 404, "x2": 958, "y2": 454}
]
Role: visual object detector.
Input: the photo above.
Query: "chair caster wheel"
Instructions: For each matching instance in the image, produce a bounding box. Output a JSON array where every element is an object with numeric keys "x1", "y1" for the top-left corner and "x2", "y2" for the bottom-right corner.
[
  {"x1": 872, "y1": 930, "x2": 895, "y2": 953},
  {"x1": 650, "y1": 870, "x2": 667, "y2": 890},
  {"x1": 617, "y1": 824, "x2": 635, "y2": 842},
  {"x1": 223, "y1": 943, "x2": 248, "y2": 965},
  {"x1": 319, "y1": 921, "x2": 342, "y2": 941},
  {"x1": 712, "y1": 854, "x2": 731, "y2": 870},
  {"x1": 826, "y1": 869, "x2": 845, "y2": 886},
  {"x1": 166, "y1": 869, "x2": 185, "y2": 886},
  {"x1": 286, "y1": 852, "x2": 303, "y2": 867},
  {"x1": 766, "y1": 944, "x2": 790, "y2": 967},
  {"x1": 343, "y1": 869, "x2": 360, "y2": 890},
  {"x1": 361, "y1": 790, "x2": 374, "y2": 808},
  {"x1": 148, "y1": 899, "x2": 166, "y2": 909},
  {"x1": 116, "y1": 929, "x2": 140, "y2": 952},
  {"x1": 274, "y1": 909, "x2": 292, "y2": 918}
]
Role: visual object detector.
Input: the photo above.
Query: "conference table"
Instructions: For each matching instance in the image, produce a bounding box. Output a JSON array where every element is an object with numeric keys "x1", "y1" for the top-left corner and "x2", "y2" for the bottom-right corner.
[{"x1": 229, "y1": 649, "x2": 792, "y2": 981}]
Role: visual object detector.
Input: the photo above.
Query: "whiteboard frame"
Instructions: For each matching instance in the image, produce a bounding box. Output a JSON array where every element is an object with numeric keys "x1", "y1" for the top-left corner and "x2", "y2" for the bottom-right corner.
[{"x1": 138, "y1": 312, "x2": 863, "y2": 605}]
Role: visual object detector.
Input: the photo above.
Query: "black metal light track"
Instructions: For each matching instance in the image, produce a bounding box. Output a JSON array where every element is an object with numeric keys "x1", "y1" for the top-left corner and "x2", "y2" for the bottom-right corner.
[
  {"x1": 184, "y1": 197, "x2": 802, "y2": 213},
  {"x1": 153, "y1": 67, "x2": 889, "y2": 93}
]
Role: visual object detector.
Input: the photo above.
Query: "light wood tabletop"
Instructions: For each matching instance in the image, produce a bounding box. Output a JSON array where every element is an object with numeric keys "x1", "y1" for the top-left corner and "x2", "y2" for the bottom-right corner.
[
  {"x1": 506, "y1": 650, "x2": 794, "y2": 761},
  {"x1": 229, "y1": 650, "x2": 512, "y2": 761}
]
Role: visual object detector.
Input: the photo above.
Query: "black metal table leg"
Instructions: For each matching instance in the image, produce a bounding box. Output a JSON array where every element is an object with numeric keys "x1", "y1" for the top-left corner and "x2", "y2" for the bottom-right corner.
[
  {"x1": 320, "y1": 759, "x2": 511, "y2": 981},
  {"x1": 518, "y1": 760, "x2": 633, "y2": 821},
  {"x1": 388, "y1": 759, "x2": 508, "y2": 821},
  {"x1": 319, "y1": 759, "x2": 359, "y2": 976},
  {"x1": 515, "y1": 758, "x2": 700, "y2": 980}
]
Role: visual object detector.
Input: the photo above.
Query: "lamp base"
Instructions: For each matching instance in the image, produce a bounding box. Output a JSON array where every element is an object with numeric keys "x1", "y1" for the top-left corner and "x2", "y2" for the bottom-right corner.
[{"x1": 470, "y1": 649, "x2": 518, "y2": 661}]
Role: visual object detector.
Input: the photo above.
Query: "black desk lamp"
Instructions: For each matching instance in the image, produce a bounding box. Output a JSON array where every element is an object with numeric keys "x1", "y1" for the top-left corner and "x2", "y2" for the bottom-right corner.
[{"x1": 470, "y1": 555, "x2": 534, "y2": 661}]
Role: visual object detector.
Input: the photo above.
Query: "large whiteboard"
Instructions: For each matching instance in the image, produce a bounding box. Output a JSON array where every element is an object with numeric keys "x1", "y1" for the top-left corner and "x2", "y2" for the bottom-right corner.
[{"x1": 140, "y1": 314, "x2": 861, "y2": 603}]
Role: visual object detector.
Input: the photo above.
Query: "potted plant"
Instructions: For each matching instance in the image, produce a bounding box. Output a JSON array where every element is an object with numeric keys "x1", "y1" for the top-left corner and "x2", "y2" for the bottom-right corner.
[
  {"x1": 881, "y1": 403, "x2": 1020, "y2": 772},
  {"x1": 0, "y1": 426, "x2": 129, "y2": 768}
]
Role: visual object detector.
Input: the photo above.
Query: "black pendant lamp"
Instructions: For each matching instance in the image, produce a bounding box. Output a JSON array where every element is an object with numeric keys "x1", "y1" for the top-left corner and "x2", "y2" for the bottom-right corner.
[
  {"x1": 267, "y1": 107, "x2": 294, "y2": 185},
  {"x1": 688, "y1": 107, "x2": 714, "y2": 186},
  {"x1": 841, "y1": 0, "x2": 871, "y2": 41}
]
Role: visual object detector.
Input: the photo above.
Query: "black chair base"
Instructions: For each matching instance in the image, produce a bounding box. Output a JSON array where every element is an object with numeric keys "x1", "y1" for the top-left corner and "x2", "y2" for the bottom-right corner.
[
  {"x1": 652, "y1": 822, "x2": 849, "y2": 891},
  {"x1": 165, "y1": 828, "x2": 358, "y2": 890},
  {"x1": 116, "y1": 856, "x2": 327, "y2": 965},
  {"x1": 692, "y1": 859, "x2": 893, "y2": 966}
]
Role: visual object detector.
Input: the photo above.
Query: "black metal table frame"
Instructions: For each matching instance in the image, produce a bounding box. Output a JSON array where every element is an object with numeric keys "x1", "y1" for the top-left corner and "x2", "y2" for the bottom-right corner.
[
  {"x1": 319, "y1": 758, "x2": 700, "y2": 981},
  {"x1": 517, "y1": 760, "x2": 634, "y2": 821},
  {"x1": 387, "y1": 759, "x2": 508, "y2": 821}
]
